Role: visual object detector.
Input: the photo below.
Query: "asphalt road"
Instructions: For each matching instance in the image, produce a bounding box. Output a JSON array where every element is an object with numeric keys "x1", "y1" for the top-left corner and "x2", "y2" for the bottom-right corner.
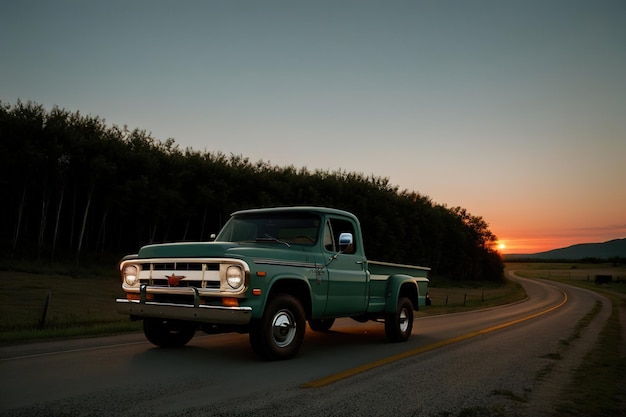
[{"x1": 0, "y1": 272, "x2": 611, "y2": 416}]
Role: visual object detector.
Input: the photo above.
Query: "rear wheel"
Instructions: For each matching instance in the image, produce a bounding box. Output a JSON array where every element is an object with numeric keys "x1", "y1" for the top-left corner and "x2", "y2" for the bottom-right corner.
[
  {"x1": 249, "y1": 294, "x2": 306, "y2": 360},
  {"x1": 143, "y1": 318, "x2": 196, "y2": 348},
  {"x1": 385, "y1": 297, "x2": 414, "y2": 342}
]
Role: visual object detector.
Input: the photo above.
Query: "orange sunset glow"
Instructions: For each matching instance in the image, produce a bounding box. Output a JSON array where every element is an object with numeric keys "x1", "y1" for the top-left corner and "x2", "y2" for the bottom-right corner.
[{"x1": 494, "y1": 226, "x2": 626, "y2": 255}]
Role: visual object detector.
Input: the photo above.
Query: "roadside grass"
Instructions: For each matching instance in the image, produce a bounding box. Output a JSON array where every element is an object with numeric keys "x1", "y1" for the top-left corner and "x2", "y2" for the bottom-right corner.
[
  {"x1": 510, "y1": 262, "x2": 626, "y2": 416},
  {"x1": 534, "y1": 300, "x2": 603, "y2": 383},
  {"x1": 508, "y1": 262, "x2": 626, "y2": 295},
  {"x1": 555, "y1": 301, "x2": 625, "y2": 416},
  {"x1": 416, "y1": 276, "x2": 527, "y2": 317},
  {"x1": 0, "y1": 270, "x2": 140, "y2": 345}
]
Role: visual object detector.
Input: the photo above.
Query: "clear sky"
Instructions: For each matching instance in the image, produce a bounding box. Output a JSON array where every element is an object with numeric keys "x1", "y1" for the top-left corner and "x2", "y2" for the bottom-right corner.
[{"x1": 2, "y1": 0, "x2": 625, "y2": 254}]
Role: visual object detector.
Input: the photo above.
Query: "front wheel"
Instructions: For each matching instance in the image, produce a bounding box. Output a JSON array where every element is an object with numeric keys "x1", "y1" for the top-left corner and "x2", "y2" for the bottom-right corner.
[
  {"x1": 385, "y1": 297, "x2": 414, "y2": 342},
  {"x1": 143, "y1": 318, "x2": 196, "y2": 347},
  {"x1": 249, "y1": 294, "x2": 306, "y2": 360}
]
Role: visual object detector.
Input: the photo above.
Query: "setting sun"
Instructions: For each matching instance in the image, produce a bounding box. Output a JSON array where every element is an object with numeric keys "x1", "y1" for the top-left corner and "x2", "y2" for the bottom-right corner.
[{"x1": 498, "y1": 243, "x2": 506, "y2": 251}]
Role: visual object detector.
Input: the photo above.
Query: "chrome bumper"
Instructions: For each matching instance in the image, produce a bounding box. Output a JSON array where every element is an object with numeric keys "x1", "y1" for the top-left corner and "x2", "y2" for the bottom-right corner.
[{"x1": 116, "y1": 299, "x2": 252, "y2": 325}]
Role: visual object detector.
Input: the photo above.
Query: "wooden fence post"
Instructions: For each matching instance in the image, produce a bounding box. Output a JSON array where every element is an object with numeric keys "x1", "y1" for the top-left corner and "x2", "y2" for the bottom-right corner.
[{"x1": 39, "y1": 290, "x2": 51, "y2": 329}]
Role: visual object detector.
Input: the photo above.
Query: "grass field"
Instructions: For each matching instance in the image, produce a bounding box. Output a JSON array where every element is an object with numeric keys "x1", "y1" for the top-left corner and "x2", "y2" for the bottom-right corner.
[
  {"x1": 509, "y1": 261, "x2": 626, "y2": 295},
  {"x1": 0, "y1": 270, "x2": 141, "y2": 343},
  {"x1": 416, "y1": 275, "x2": 527, "y2": 316}
]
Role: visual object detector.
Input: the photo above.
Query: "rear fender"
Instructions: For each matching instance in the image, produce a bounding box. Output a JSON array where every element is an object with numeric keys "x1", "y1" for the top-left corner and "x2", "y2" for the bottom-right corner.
[{"x1": 385, "y1": 275, "x2": 419, "y2": 313}]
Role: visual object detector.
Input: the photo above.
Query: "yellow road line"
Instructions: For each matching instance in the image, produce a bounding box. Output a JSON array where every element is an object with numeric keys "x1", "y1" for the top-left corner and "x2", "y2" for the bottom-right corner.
[{"x1": 302, "y1": 289, "x2": 567, "y2": 388}]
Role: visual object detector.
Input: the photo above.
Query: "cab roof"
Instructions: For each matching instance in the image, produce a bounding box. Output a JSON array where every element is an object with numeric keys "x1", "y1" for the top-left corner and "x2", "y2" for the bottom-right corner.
[{"x1": 230, "y1": 206, "x2": 359, "y2": 222}]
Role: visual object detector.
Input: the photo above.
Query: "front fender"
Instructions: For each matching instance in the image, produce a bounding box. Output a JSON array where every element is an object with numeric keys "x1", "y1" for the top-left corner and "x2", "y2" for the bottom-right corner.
[{"x1": 249, "y1": 272, "x2": 314, "y2": 319}]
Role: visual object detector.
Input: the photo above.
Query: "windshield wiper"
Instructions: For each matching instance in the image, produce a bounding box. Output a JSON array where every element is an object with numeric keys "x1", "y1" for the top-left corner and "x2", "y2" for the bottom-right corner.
[{"x1": 256, "y1": 234, "x2": 291, "y2": 247}]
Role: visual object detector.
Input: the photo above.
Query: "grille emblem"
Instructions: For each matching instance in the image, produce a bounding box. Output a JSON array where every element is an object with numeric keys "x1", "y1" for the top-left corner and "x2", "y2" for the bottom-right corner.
[{"x1": 166, "y1": 273, "x2": 185, "y2": 287}]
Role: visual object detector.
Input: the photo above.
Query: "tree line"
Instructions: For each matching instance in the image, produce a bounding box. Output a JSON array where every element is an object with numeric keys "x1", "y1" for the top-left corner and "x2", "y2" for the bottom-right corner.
[{"x1": 0, "y1": 100, "x2": 504, "y2": 281}]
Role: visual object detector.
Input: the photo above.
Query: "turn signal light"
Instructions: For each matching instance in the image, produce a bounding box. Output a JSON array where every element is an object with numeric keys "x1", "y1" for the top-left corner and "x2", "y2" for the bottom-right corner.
[
  {"x1": 222, "y1": 297, "x2": 239, "y2": 307},
  {"x1": 127, "y1": 293, "x2": 153, "y2": 301}
]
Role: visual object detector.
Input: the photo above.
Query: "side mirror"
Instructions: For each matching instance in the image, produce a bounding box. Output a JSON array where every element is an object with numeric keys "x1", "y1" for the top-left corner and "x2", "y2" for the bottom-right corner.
[{"x1": 338, "y1": 233, "x2": 353, "y2": 251}]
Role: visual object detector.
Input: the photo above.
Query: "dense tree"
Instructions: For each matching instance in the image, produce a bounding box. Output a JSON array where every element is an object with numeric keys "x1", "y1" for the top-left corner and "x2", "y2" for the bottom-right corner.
[{"x1": 0, "y1": 100, "x2": 504, "y2": 281}]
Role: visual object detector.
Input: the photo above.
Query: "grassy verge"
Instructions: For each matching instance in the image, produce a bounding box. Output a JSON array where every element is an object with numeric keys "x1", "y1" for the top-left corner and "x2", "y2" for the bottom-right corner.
[
  {"x1": 508, "y1": 261, "x2": 626, "y2": 295},
  {"x1": 510, "y1": 262, "x2": 626, "y2": 416},
  {"x1": 555, "y1": 301, "x2": 625, "y2": 415},
  {"x1": 416, "y1": 275, "x2": 527, "y2": 317},
  {"x1": 0, "y1": 270, "x2": 141, "y2": 345}
]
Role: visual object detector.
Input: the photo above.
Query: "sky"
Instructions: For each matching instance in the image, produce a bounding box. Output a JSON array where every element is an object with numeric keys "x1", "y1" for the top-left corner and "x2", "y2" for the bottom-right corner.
[{"x1": 2, "y1": 0, "x2": 625, "y2": 254}]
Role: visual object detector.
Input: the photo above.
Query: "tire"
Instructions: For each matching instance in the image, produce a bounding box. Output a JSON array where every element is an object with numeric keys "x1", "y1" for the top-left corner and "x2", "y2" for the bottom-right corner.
[
  {"x1": 143, "y1": 318, "x2": 196, "y2": 348},
  {"x1": 385, "y1": 297, "x2": 414, "y2": 342},
  {"x1": 249, "y1": 294, "x2": 306, "y2": 360},
  {"x1": 308, "y1": 318, "x2": 335, "y2": 332}
]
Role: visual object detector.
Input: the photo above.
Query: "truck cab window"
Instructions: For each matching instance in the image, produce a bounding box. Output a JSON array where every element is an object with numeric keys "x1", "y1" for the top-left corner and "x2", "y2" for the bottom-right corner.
[
  {"x1": 325, "y1": 218, "x2": 356, "y2": 254},
  {"x1": 216, "y1": 212, "x2": 320, "y2": 245}
]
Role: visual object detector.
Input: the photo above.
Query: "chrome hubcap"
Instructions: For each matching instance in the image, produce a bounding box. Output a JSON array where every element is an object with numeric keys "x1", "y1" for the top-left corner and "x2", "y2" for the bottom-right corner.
[
  {"x1": 399, "y1": 308, "x2": 409, "y2": 333},
  {"x1": 272, "y1": 309, "x2": 296, "y2": 347}
]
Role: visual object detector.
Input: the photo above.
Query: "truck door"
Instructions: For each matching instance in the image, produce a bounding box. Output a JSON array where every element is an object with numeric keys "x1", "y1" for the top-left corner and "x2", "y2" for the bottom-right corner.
[{"x1": 323, "y1": 217, "x2": 368, "y2": 316}]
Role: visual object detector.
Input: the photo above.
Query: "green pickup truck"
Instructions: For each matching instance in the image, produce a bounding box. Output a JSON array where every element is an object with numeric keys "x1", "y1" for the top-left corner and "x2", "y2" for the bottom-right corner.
[{"x1": 117, "y1": 206, "x2": 430, "y2": 360}]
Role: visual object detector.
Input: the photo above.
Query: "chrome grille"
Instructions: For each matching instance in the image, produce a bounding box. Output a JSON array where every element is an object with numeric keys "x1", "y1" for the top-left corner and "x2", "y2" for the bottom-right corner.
[
  {"x1": 137, "y1": 261, "x2": 221, "y2": 289},
  {"x1": 140, "y1": 262, "x2": 218, "y2": 272}
]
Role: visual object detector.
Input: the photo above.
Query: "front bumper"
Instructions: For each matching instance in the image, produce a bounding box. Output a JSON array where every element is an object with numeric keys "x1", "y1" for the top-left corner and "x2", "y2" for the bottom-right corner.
[
  {"x1": 116, "y1": 285, "x2": 252, "y2": 324},
  {"x1": 116, "y1": 299, "x2": 252, "y2": 324},
  {"x1": 116, "y1": 299, "x2": 252, "y2": 325}
]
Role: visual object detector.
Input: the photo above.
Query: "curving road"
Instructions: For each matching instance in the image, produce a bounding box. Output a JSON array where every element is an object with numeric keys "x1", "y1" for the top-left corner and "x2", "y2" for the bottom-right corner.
[{"x1": 0, "y1": 272, "x2": 612, "y2": 416}]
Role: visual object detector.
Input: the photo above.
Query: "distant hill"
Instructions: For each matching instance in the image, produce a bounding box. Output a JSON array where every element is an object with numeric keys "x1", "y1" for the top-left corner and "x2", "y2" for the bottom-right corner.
[{"x1": 504, "y1": 238, "x2": 626, "y2": 260}]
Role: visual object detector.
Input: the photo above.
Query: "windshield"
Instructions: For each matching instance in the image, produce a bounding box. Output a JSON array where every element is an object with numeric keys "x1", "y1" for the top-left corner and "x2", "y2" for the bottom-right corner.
[{"x1": 215, "y1": 212, "x2": 321, "y2": 246}]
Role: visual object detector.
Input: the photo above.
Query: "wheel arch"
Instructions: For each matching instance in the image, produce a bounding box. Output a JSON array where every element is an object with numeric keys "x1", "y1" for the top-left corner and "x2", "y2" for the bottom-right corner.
[
  {"x1": 385, "y1": 275, "x2": 419, "y2": 313},
  {"x1": 266, "y1": 276, "x2": 312, "y2": 319}
]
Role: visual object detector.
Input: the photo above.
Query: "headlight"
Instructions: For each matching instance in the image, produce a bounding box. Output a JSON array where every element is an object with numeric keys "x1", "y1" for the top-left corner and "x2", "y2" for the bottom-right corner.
[
  {"x1": 226, "y1": 265, "x2": 243, "y2": 289},
  {"x1": 123, "y1": 265, "x2": 139, "y2": 286}
]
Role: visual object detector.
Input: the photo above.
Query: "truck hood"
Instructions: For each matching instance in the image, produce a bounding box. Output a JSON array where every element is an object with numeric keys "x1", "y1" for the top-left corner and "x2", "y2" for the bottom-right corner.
[
  {"x1": 138, "y1": 242, "x2": 238, "y2": 258},
  {"x1": 136, "y1": 241, "x2": 312, "y2": 263}
]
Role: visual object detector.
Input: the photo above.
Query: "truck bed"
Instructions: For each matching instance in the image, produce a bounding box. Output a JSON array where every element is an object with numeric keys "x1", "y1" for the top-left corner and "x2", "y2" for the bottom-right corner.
[{"x1": 368, "y1": 260, "x2": 430, "y2": 279}]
